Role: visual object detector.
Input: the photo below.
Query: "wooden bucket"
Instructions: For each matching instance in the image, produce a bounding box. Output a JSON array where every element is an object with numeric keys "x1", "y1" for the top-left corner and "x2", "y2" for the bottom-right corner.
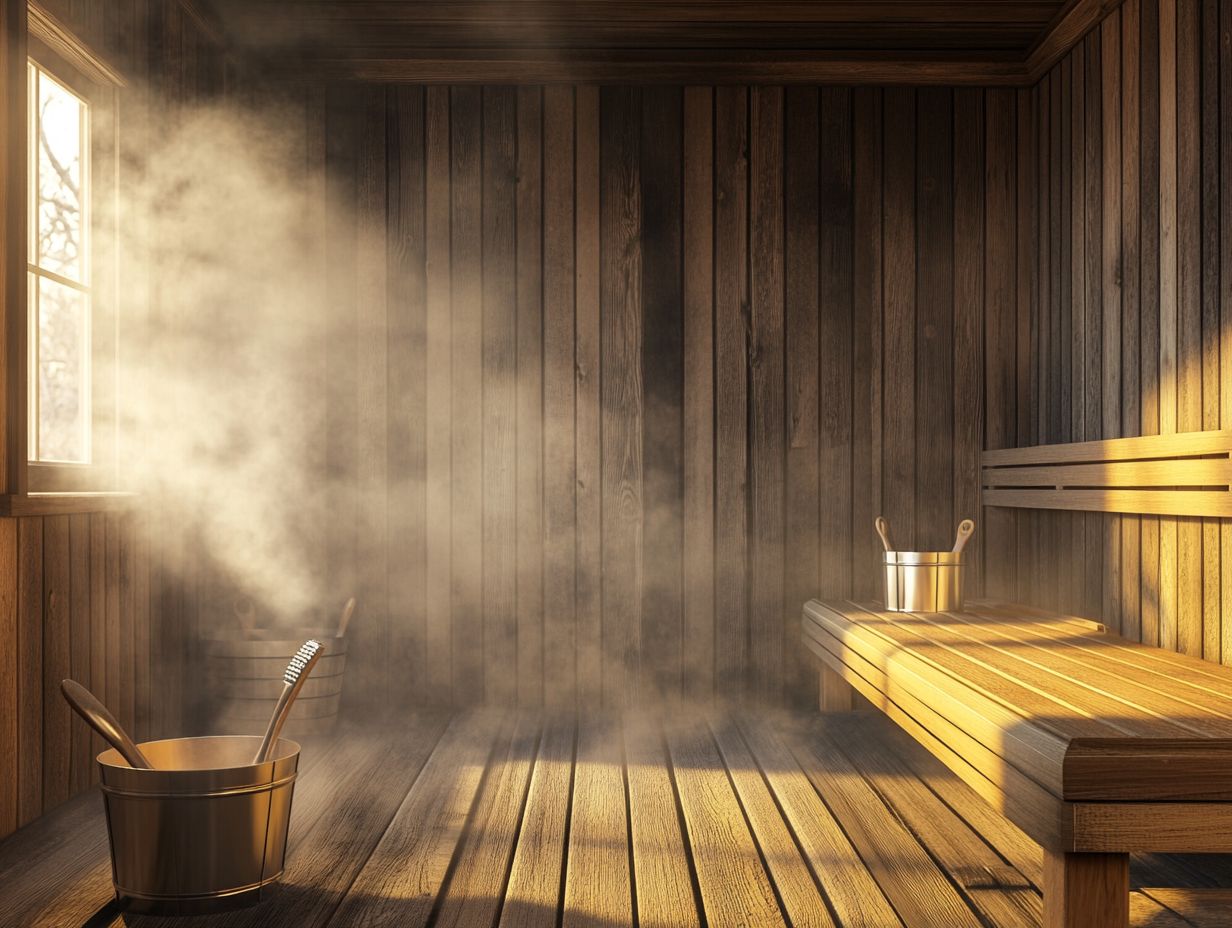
[{"x1": 204, "y1": 633, "x2": 347, "y2": 736}]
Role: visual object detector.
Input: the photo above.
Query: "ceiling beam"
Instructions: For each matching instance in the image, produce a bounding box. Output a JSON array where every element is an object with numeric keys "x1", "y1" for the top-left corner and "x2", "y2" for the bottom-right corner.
[
  {"x1": 1025, "y1": 0, "x2": 1127, "y2": 81},
  {"x1": 268, "y1": 54, "x2": 1031, "y2": 86}
]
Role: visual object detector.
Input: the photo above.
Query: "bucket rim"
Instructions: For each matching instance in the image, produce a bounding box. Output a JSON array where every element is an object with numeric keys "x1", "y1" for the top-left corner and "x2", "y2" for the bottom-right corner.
[
  {"x1": 884, "y1": 550, "x2": 964, "y2": 565},
  {"x1": 97, "y1": 735, "x2": 300, "y2": 774}
]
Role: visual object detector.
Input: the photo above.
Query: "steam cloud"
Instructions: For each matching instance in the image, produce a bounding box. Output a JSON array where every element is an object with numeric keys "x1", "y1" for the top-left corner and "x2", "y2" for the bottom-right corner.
[{"x1": 115, "y1": 95, "x2": 341, "y2": 629}]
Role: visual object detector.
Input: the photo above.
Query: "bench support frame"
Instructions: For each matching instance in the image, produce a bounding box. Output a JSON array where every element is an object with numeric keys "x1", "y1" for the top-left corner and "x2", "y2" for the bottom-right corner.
[
  {"x1": 818, "y1": 663, "x2": 855, "y2": 712},
  {"x1": 1043, "y1": 850, "x2": 1128, "y2": 928},
  {"x1": 815, "y1": 664, "x2": 1135, "y2": 927}
]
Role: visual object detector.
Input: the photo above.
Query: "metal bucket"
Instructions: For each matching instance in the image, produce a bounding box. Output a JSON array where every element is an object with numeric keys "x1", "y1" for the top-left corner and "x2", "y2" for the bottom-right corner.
[
  {"x1": 205, "y1": 634, "x2": 346, "y2": 736},
  {"x1": 98, "y1": 735, "x2": 299, "y2": 914},
  {"x1": 883, "y1": 551, "x2": 964, "y2": 612}
]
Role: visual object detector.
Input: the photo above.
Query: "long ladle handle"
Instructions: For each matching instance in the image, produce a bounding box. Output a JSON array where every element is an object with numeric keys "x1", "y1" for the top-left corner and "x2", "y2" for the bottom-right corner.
[
  {"x1": 874, "y1": 516, "x2": 894, "y2": 553},
  {"x1": 952, "y1": 519, "x2": 976, "y2": 554},
  {"x1": 61, "y1": 680, "x2": 153, "y2": 769},
  {"x1": 335, "y1": 596, "x2": 357, "y2": 638}
]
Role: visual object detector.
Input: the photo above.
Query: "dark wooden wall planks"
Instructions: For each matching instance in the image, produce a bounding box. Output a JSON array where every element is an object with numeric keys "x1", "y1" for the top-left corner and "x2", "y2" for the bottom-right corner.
[
  {"x1": 314, "y1": 83, "x2": 1024, "y2": 712},
  {"x1": 986, "y1": 0, "x2": 1232, "y2": 666},
  {"x1": 0, "y1": 0, "x2": 227, "y2": 842}
]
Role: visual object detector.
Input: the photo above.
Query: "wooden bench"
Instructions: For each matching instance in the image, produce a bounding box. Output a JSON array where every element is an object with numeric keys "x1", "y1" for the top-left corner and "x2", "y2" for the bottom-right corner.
[{"x1": 802, "y1": 598, "x2": 1232, "y2": 928}]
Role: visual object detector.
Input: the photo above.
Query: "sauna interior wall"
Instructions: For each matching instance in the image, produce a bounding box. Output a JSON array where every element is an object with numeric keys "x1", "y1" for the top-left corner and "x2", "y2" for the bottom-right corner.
[
  {"x1": 311, "y1": 84, "x2": 1026, "y2": 712},
  {"x1": 984, "y1": 0, "x2": 1232, "y2": 663},
  {"x1": 0, "y1": 0, "x2": 228, "y2": 841}
]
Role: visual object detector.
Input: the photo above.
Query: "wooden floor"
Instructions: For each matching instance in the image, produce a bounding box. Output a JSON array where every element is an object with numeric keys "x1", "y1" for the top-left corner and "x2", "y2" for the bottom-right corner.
[{"x1": 2, "y1": 710, "x2": 1232, "y2": 927}]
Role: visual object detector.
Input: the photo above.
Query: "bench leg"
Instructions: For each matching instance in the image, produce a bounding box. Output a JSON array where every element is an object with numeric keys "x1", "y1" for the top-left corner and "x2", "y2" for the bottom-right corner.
[
  {"x1": 1043, "y1": 851, "x2": 1128, "y2": 928},
  {"x1": 818, "y1": 663, "x2": 855, "y2": 712}
]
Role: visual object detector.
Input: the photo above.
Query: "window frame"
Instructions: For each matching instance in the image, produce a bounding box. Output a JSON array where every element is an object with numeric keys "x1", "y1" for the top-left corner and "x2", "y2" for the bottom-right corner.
[{"x1": 22, "y1": 27, "x2": 120, "y2": 496}]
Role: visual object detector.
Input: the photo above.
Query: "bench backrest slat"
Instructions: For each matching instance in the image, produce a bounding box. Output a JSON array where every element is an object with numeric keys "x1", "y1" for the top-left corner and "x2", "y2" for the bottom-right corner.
[{"x1": 980, "y1": 429, "x2": 1232, "y2": 516}]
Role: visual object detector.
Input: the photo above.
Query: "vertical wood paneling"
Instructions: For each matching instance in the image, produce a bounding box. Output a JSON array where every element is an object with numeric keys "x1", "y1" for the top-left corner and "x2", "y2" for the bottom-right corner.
[
  {"x1": 998, "y1": 0, "x2": 1232, "y2": 678},
  {"x1": 542, "y1": 86, "x2": 577, "y2": 708},
  {"x1": 883, "y1": 89, "x2": 917, "y2": 551},
  {"x1": 387, "y1": 85, "x2": 427, "y2": 707},
  {"x1": 0, "y1": 520, "x2": 15, "y2": 834},
  {"x1": 1198, "y1": 0, "x2": 1220, "y2": 662},
  {"x1": 482, "y1": 85, "x2": 518, "y2": 707},
  {"x1": 916, "y1": 87, "x2": 954, "y2": 552},
  {"x1": 1140, "y1": 0, "x2": 1162, "y2": 649},
  {"x1": 17, "y1": 518, "x2": 41, "y2": 826},
  {"x1": 1120, "y1": 0, "x2": 1142, "y2": 644},
  {"x1": 450, "y1": 86, "x2": 483, "y2": 704},
  {"x1": 41, "y1": 516, "x2": 69, "y2": 811},
  {"x1": 574, "y1": 86, "x2": 601, "y2": 709},
  {"x1": 639, "y1": 87, "x2": 683, "y2": 704},
  {"x1": 818, "y1": 87, "x2": 853, "y2": 596},
  {"x1": 748, "y1": 86, "x2": 784, "y2": 703},
  {"x1": 67, "y1": 514, "x2": 89, "y2": 790},
  {"x1": 1221, "y1": 0, "x2": 1232, "y2": 665},
  {"x1": 784, "y1": 86, "x2": 819, "y2": 703},
  {"x1": 954, "y1": 89, "x2": 984, "y2": 596},
  {"x1": 985, "y1": 90, "x2": 1017, "y2": 597},
  {"x1": 1159, "y1": 0, "x2": 1180, "y2": 651},
  {"x1": 515, "y1": 86, "x2": 545, "y2": 706},
  {"x1": 424, "y1": 85, "x2": 453, "y2": 704},
  {"x1": 852, "y1": 88, "x2": 884, "y2": 602},
  {"x1": 598, "y1": 86, "x2": 643, "y2": 709},
  {"x1": 1176, "y1": 0, "x2": 1202, "y2": 659},
  {"x1": 355, "y1": 85, "x2": 389, "y2": 705},
  {"x1": 713, "y1": 86, "x2": 749, "y2": 700},
  {"x1": 681, "y1": 87, "x2": 714, "y2": 702},
  {"x1": 296, "y1": 84, "x2": 1023, "y2": 711},
  {"x1": 1100, "y1": 13, "x2": 1122, "y2": 633}
]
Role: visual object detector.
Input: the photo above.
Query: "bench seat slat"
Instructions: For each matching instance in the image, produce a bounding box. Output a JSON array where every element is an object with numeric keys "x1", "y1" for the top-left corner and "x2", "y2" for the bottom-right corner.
[
  {"x1": 979, "y1": 600, "x2": 1232, "y2": 698},
  {"x1": 805, "y1": 600, "x2": 1232, "y2": 810},
  {"x1": 802, "y1": 617, "x2": 1069, "y2": 793},
  {"x1": 850, "y1": 605, "x2": 1215, "y2": 739},
  {"x1": 810, "y1": 602, "x2": 1142, "y2": 742},
  {"x1": 905, "y1": 611, "x2": 1232, "y2": 739}
]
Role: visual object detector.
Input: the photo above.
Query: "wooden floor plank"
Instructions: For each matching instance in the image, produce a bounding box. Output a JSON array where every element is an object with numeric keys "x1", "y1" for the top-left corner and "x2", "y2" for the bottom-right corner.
[
  {"x1": 435, "y1": 713, "x2": 540, "y2": 928},
  {"x1": 1130, "y1": 891, "x2": 1198, "y2": 927},
  {"x1": 208, "y1": 717, "x2": 451, "y2": 928},
  {"x1": 624, "y1": 717, "x2": 701, "y2": 928},
  {"x1": 787, "y1": 718, "x2": 986, "y2": 927},
  {"x1": 822, "y1": 713, "x2": 1040, "y2": 928},
  {"x1": 562, "y1": 717, "x2": 632, "y2": 928},
  {"x1": 666, "y1": 723, "x2": 787, "y2": 927},
  {"x1": 866, "y1": 712, "x2": 1045, "y2": 888},
  {"x1": 326, "y1": 711, "x2": 505, "y2": 927},
  {"x1": 737, "y1": 717, "x2": 902, "y2": 928},
  {"x1": 709, "y1": 716, "x2": 836, "y2": 927},
  {"x1": 1140, "y1": 888, "x2": 1232, "y2": 927},
  {"x1": 499, "y1": 716, "x2": 575, "y2": 928}
]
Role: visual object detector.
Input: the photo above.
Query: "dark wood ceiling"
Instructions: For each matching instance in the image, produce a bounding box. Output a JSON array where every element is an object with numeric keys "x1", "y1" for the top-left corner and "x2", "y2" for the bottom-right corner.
[{"x1": 207, "y1": 0, "x2": 1123, "y2": 85}]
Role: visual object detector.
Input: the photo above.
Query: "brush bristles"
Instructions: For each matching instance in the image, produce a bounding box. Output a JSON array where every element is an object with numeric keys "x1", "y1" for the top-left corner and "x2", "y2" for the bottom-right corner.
[{"x1": 284, "y1": 639, "x2": 322, "y2": 685}]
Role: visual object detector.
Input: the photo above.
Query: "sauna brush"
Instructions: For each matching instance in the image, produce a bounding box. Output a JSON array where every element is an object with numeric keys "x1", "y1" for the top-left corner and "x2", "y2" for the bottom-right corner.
[
  {"x1": 252, "y1": 639, "x2": 323, "y2": 764},
  {"x1": 335, "y1": 597, "x2": 357, "y2": 638},
  {"x1": 952, "y1": 519, "x2": 976, "y2": 554},
  {"x1": 61, "y1": 680, "x2": 153, "y2": 769},
  {"x1": 874, "y1": 516, "x2": 894, "y2": 553}
]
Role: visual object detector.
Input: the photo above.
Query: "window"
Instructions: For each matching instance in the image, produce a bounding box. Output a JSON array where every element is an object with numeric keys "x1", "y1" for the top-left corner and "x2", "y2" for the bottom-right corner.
[
  {"x1": 21, "y1": 30, "x2": 119, "y2": 498},
  {"x1": 27, "y1": 60, "x2": 91, "y2": 466}
]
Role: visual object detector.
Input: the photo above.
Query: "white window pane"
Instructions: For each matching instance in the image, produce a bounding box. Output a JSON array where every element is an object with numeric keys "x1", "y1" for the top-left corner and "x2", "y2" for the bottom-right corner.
[
  {"x1": 37, "y1": 275, "x2": 89, "y2": 463},
  {"x1": 36, "y1": 72, "x2": 85, "y2": 282}
]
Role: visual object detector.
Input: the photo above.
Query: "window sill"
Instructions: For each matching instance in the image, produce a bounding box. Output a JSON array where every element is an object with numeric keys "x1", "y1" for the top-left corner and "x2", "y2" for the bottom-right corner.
[{"x1": 0, "y1": 492, "x2": 137, "y2": 517}]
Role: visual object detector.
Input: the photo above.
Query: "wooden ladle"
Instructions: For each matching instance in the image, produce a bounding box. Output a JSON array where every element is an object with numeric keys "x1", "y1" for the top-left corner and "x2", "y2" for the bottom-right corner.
[
  {"x1": 874, "y1": 516, "x2": 894, "y2": 553},
  {"x1": 952, "y1": 519, "x2": 976, "y2": 554},
  {"x1": 61, "y1": 680, "x2": 153, "y2": 769}
]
